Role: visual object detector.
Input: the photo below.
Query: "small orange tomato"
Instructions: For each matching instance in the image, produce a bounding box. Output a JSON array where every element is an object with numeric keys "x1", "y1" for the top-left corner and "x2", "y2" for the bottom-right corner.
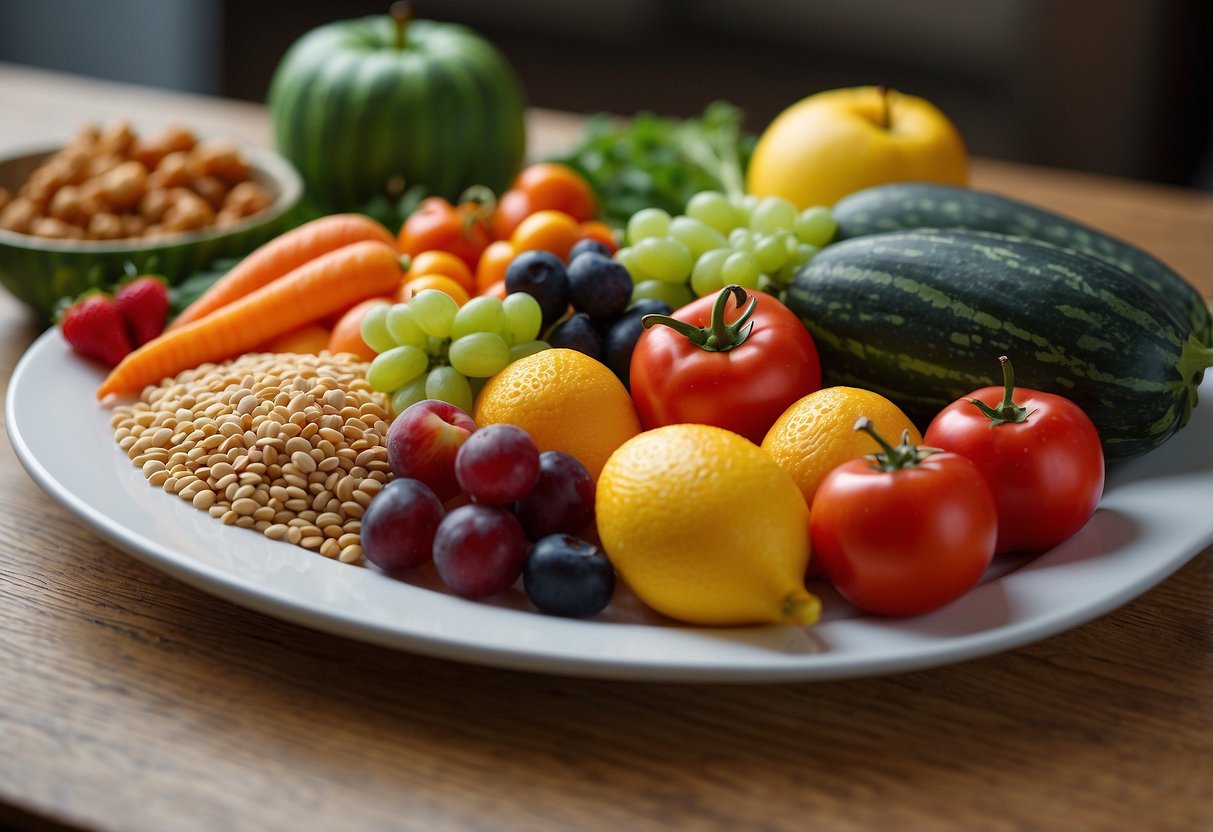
[
  {"x1": 491, "y1": 188, "x2": 534, "y2": 241},
  {"x1": 398, "y1": 196, "x2": 490, "y2": 269},
  {"x1": 476, "y1": 240, "x2": 517, "y2": 293},
  {"x1": 328, "y1": 297, "x2": 392, "y2": 360},
  {"x1": 408, "y1": 250, "x2": 476, "y2": 295},
  {"x1": 511, "y1": 209, "x2": 582, "y2": 261},
  {"x1": 578, "y1": 220, "x2": 619, "y2": 254},
  {"x1": 397, "y1": 274, "x2": 471, "y2": 306},
  {"x1": 514, "y1": 162, "x2": 597, "y2": 223},
  {"x1": 262, "y1": 323, "x2": 332, "y2": 355},
  {"x1": 481, "y1": 279, "x2": 508, "y2": 300}
]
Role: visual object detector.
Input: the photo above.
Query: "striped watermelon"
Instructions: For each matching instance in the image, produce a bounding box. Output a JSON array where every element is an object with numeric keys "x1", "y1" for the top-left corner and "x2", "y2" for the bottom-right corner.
[
  {"x1": 832, "y1": 182, "x2": 1213, "y2": 345},
  {"x1": 786, "y1": 229, "x2": 1213, "y2": 461},
  {"x1": 267, "y1": 12, "x2": 526, "y2": 214}
]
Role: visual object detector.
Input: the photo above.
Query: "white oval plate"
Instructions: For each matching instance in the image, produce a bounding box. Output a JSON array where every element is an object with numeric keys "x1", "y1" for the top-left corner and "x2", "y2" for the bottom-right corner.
[{"x1": 8, "y1": 328, "x2": 1213, "y2": 682}]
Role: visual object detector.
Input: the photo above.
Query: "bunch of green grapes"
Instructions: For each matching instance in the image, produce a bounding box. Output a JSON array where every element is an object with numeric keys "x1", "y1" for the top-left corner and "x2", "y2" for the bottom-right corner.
[
  {"x1": 360, "y1": 290, "x2": 548, "y2": 415},
  {"x1": 614, "y1": 192, "x2": 837, "y2": 306}
]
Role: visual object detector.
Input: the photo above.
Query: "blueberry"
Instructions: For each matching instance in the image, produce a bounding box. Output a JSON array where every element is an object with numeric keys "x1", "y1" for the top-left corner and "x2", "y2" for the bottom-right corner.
[
  {"x1": 505, "y1": 250, "x2": 570, "y2": 328},
  {"x1": 604, "y1": 299, "x2": 672, "y2": 387},
  {"x1": 567, "y1": 252, "x2": 633, "y2": 323},
  {"x1": 568, "y1": 238, "x2": 612, "y2": 261},
  {"x1": 523, "y1": 534, "x2": 616, "y2": 618},
  {"x1": 548, "y1": 312, "x2": 604, "y2": 360}
]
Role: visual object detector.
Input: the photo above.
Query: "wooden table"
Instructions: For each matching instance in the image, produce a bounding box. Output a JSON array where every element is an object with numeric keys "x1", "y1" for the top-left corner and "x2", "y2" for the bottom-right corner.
[{"x1": 2, "y1": 63, "x2": 1211, "y2": 832}]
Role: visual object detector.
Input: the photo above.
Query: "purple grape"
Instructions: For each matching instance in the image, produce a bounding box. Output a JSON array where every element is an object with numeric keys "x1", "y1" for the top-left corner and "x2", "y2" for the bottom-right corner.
[
  {"x1": 567, "y1": 252, "x2": 632, "y2": 322},
  {"x1": 547, "y1": 312, "x2": 603, "y2": 360},
  {"x1": 433, "y1": 504, "x2": 528, "y2": 598},
  {"x1": 455, "y1": 423, "x2": 541, "y2": 505},
  {"x1": 504, "y1": 250, "x2": 570, "y2": 327},
  {"x1": 515, "y1": 451, "x2": 595, "y2": 539},
  {"x1": 360, "y1": 478, "x2": 445, "y2": 572},
  {"x1": 568, "y1": 239, "x2": 612, "y2": 261},
  {"x1": 523, "y1": 534, "x2": 616, "y2": 617}
]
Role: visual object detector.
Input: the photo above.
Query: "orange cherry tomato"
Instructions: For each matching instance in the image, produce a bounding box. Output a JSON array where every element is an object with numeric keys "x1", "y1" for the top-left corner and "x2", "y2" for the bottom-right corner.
[
  {"x1": 398, "y1": 196, "x2": 490, "y2": 269},
  {"x1": 476, "y1": 240, "x2": 517, "y2": 293},
  {"x1": 328, "y1": 297, "x2": 392, "y2": 360},
  {"x1": 578, "y1": 220, "x2": 619, "y2": 254},
  {"x1": 481, "y1": 279, "x2": 508, "y2": 300},
  {"x1": 490, "y1": 188, "x2": 534, "y2": 241},
  {"x1": 510, "y1": 209, "x2": 582, "y2": 261},
  {"x1": 407, "y1": 250, "x2": 476, "y2": 295},
  {"x1": 261, "y1": 323, "x2": 332, "y2": 356},
  {"x1": 396, "y1": 274, "x2": 471, "y2": 306},
  {"x1": 514, "y1": 162, "x2": 597, "y2": 223}
]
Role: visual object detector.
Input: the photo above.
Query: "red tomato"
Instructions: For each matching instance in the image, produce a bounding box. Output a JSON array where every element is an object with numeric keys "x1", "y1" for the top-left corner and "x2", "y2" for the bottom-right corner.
[
  {"x1": 924, "y1": 355, "x2": 1105, "y2": 554},
  {"x1": 513, "y1": 162, "x2": 597, "y2": 223},
  {"x1": 490, "y1": 188, "x2": 534, "y2": 241},
  {"x1": 398, "y1": 196, "x2": 490, "y2": 269},
  {"x1": 810, "y1": 420, "x2": 998, "y2": 617},
  {"x1": 629, "y1": 285, "x2": 821, "y2": 445}
]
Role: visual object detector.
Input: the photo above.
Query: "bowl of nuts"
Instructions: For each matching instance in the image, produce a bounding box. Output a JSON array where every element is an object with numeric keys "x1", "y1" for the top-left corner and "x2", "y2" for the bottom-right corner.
[{"x1": 0, "y1": 120, "x2": 303, "y2": 322}]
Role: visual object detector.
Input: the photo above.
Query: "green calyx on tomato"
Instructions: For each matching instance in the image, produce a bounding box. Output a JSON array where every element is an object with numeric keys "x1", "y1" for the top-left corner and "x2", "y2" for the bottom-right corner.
[
  {"x1": 967, "y1": 355, "x2": 1037, "y2": 428},
  {"x1": 855, "y1": 417, "x2": 941, "y2": 473},
  {"x1": 640, "y1": 284, "x2": 756, "y2": 352}
]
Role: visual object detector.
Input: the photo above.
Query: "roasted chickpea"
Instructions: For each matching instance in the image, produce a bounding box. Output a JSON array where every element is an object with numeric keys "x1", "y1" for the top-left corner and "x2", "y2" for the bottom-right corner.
[
  {"x1": 87, "y1": 212, "x2": 125, "y2": 240},
  {"x1": 0, "y1": 187, "x2": 11, "y2": 213},
  {"x1": 86, "y1": 153, "x2": 124, "y2": 180},
  {"x1": 97, "y1": 119, "x2": 136, "y2": 156},
  {"x1": 222, "y1": 181, "x2": 272, "y2": 217},
  {"x1": 148, "y1": 151, "x2": 191, "y2": 190},
  {"x1": 96, "y1": 160, "x2": 148, "y2": 212},
  {"x1": 121, "y1": 214, "x2": 147, "y2": 238},
  {"x1": 188, "y1": 139, "x2": 249, "y2": 183},
  {"x1": 132, "y1": 123, "x2": 197, "y2": 170},
  {"x1": 0, "y1": 197, "x2": 37, "y2": 233},
  {"x1": 31, "y1": 216, "x2": 79, "y2": 239},
  {"x1": 191, "y1": 175, "x2": 229, "y2": 209},
  {"x1": 161, "y1": 188, "x2": 215, "y2": 232}
]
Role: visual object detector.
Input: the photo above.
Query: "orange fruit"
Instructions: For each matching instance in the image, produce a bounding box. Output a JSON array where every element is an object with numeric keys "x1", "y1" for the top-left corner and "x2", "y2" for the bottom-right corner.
[
  {"x1": 510, "y1": 209, "x2": 582, "y2": 261},
  {"x1": 597, "y1": 424, "x2": 819, "y2": 626},
  {"x1": 578, "y1": 220, "x2": 618, "y2": 254},
  {"x1": 396, "y1": 274, "x2": 470, "y2": 306},
  {"x1": 328, "y1": 297, "x2": 391, "y2": 360},
  {"x1": 760, "y1": 386, "x2": 922, "y2": 510},
  {"x1": 473, "y1": 348, "x2": 641, "y2": 480},
  {"x1": 407, "y1": 250, "x2": 476, "y2": 295},
  {"x1": 476, "y1": 239, "x2": 516, "y2": 292},
  {"x1": 261, "y1": 323, "x2": 332, "y2": 355}
]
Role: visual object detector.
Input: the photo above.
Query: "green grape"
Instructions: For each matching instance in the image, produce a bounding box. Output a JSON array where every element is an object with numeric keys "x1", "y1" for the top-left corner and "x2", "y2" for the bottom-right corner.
[
  {"x1": 690, "y1": 249, "x2": 730, "y2": 297},
  {"x1": 508, "y1": 339, "x2": 550, "y2": 362},
  {"x1": 468, "y1": 374, "x2": 489, "y2": 401},
  {"x1": 730, "y1": 194, "x2": 758, "y2": 227},
  {"x1": 668, "y1": 216, "x2": 727, "y2": 258},
  {"x1": 425, "y1": 366, "x2": 474, "y2": 413},
  {"x1": 792, "y1": 243, "x2": 821, "y2": 266},
  {"x1": 502, "y1": 291, "x2": 543, "y2": 345},
  {"x1": 721, "y1": 251, "x2": 760, "y2": 289},
  {"x1": 634, "y1": 237, "x2": 693, "y2": 283},
  {"x1": 390, "y1": 377, "x2": 429, "y2": 416},
  {"x1": 754, "y1": 234, "x2": 790, "y2": 273},
  {"x1": 358, "y1": 303, "x2": 396, "y2": 355},
  {"x1": 449, "y1": 332, "x2": 510, "y2": 378},
  {"x1": 385, "y1": 303, "x2": 426, "y2": 348},
  {"x1": 685, "y1": 191, "x2": 737, "y2": 234},
  {"x1": 626, "y1": 208, "x2": 672, "y2": 244},
  {"x1": 409, "y1": 289, "x2": 459, "y2": 339},
  {"x1": 795, "y1": 206, "x2": 837, "y2": 247},
  {"x1": 728, "y1": 228, "x2": 756, "y2": 254},
  {"x1": 749, "y1": 197, "x2": 798, "y2": 234},
  {"x1": 775, "y1": 261, "x2": 801, "y2": 286},
  {"x1": 425, "y1": 335, "x2": 447, "y2": 357},
  {"x1": 613, "y1": 246, "x2": 651, "y2": 282},
  {"x1": 632, "y1": 278, "x2": 694, "y2": 310},
  {"x1": 366, "y1": 345, "x2": 428, "y2": 393},
  {"x1": 451, "y1": 295, "x2": 507, "y2": 341}
]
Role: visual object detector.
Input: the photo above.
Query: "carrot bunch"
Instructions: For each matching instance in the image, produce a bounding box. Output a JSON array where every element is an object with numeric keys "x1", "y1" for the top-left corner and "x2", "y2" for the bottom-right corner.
[{"x1": 96, "y1": 214, "x2": 403, "y2": 399}]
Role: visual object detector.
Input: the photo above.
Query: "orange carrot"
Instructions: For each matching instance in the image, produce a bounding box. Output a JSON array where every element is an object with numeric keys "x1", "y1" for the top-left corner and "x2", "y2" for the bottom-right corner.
[
  {"x1": 168, "y1": 213, "x2": 396, "y2": 330},
  {"x1": 98, "y1": 240, "x2": 402, "y2": 399}
]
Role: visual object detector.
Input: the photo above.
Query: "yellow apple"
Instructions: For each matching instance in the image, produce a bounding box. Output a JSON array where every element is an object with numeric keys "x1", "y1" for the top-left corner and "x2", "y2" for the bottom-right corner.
[{"x1": 746, "y1": 86, "x2": 968, "y2": 208}]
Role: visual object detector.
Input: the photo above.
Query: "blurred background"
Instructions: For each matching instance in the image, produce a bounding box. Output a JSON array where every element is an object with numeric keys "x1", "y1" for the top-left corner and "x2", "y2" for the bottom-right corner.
[{"x1": 1, "y1": 0, "x2": 1210, "y2": 189}]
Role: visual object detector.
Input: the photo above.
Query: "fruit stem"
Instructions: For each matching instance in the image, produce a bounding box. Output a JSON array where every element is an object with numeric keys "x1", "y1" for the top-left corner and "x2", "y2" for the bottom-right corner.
[
  {"x1": 877, "y1": 85, "x2": 891, "y2": 130},
  {"x1": 967, "y1": 355, "x2": 1035, "y2": 428},
  {"x1": 855, "y1": 416, "x2": 940, "y2": 472},
  {"x1": 783, "y1": 590, "x2": 822, "y2": 627},
  {"x1": 390, "y1": 1, "x2": 413, "y2": 49},
  {"x1": 1173, "y1": 334, "x2": 1213, "y2": 429},
  {"x1": 640, "y1": 284, "x2": 756, "y2": 352}
]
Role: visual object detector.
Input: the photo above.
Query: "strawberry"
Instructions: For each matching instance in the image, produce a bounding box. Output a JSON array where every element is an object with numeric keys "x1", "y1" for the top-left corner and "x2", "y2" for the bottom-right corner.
[
  {"x1": 58, "y1": 292, "x2": 133, "y2": 368},
  {"x1": 114, "y1": 275, "x2": 170, "y2": 346}
]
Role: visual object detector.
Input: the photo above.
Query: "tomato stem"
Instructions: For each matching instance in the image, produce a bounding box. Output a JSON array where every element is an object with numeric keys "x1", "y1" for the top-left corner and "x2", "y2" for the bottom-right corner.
[
  {"x1": 855, "y1": 416, "x2": 939, "y2": 472},
  {"x1": 640, "y1": 284, "x2": 756, "y2": 352},
  {"x1": 390, "y1": 2, "x2": 413, "y2": 49},
  {"x1": 968, "y1": 355, "x2": 1035, "y2": 428}
]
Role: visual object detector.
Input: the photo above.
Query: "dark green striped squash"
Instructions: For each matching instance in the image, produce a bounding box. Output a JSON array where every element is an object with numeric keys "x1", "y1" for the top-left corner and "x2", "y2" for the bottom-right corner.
[
  {"x1": 832, "y1": 182, "x2": 1213, "y2": 345},
  {"x1": 267, "y1": 7, "x2": 526, "y2": 214},
  {"x1": 786, "y1": 229, "x2": 1213, "y2": 461}
]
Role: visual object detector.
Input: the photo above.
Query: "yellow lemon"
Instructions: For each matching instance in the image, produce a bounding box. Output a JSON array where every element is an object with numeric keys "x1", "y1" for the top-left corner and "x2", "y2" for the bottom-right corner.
[
  {"x1": 747, "y1": 86, "x2": 968, "y2": 208},
  {"x1": 761, "y1": 386, "x2": 922, "y2": 510},
  {"x1": 596, "y1": 424, "x2": 819, "y2": 626}
]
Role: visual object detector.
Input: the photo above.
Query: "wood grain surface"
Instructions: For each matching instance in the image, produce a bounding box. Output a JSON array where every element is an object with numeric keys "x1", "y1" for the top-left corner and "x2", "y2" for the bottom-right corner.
[{"x1": 1, "y1": 64, "x2": 1211, "y2": 832}]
